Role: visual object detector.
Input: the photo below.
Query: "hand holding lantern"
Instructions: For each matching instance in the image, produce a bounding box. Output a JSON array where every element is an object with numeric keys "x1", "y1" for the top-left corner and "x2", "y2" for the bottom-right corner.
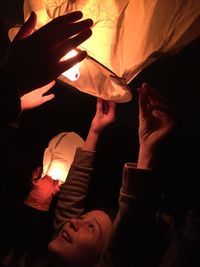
[{"x1": 3, "y1": 11, "x2": 93, "y2": 94}]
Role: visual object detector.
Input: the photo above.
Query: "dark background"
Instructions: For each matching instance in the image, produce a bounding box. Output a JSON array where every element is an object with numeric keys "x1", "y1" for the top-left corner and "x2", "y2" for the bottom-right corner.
[{"x1": 0, "y1": 0, "x2": 200, "y2": 230}]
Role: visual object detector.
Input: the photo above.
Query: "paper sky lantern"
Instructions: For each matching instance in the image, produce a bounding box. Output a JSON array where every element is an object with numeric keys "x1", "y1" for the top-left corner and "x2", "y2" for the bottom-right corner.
[
  {"x1": 42, "y1": 132, "x2": 84, "y2": 182},
  {"x1": 9, "y1": 0, "x2": 200, "y2": 102}
]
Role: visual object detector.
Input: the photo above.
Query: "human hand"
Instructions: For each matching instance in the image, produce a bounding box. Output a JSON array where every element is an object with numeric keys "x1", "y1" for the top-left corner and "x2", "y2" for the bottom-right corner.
[
  {"x1": 90, "y1": 98, "x2": 116, "y2": 135},
  {"x1": 138, "y1": 83, "x2": 174, "y2": 150},
  {"x1": 24, "y1": 167, "x2": 62, "y2": 211},
  {"x1": 137, "y1": 83, "x2": 175, "y2": 169},
  {"x1": 20, "y1": 81, "x2": 55, "y2": 111},
  {"x1": 83, "y1": 98, "x2": 116, "y2": 151},
  {"x1": 3, "y1": 11, "x2": 93, "y2": 94}
]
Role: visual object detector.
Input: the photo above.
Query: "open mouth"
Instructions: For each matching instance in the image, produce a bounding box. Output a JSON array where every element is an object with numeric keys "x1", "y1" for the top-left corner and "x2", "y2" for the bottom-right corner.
[{"x1": 61, "y1": 230, "x2": 73, "y2": 244}]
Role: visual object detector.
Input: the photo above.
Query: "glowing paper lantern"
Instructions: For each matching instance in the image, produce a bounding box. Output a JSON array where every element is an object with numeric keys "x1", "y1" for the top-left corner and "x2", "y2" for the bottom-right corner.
[
  {"x1": 42, "y1": 132, "x2": 84, "y2": 182},
  {"x1": 9, "y1": 0, "x2": 200, "y2": 102}
]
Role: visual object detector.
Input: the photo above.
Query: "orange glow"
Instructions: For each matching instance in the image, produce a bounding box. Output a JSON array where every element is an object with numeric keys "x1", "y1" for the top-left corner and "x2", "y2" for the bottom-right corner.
[
  {"x1": 47, "y1": 163, "x2": 68, "y2": 181},
  {"x1": 61, "y1": 50, "x2": 80, "y2": 81},
  {"x1": 42, "y1": 132, "x2": 84, "y2": 182},
  {"x1": 10, "y1": 1, "x2": 200, "y2": 102}
]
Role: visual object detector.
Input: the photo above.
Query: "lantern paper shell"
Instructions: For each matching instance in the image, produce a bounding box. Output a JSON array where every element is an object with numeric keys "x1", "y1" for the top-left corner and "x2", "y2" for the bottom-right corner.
[
  {"x1": 42, "y1": 132, "x2": 84, "y2": 182},
  {"x1": 9, "y1": 0, "x2": 200, "y2": 102}
]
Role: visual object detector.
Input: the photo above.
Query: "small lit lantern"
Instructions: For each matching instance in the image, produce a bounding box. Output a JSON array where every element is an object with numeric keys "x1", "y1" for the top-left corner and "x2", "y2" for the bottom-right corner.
[
  {"x1": 42, "y1": 132, "x2": 84, "y2": 182},
  {"x1": 9, "y1": 0, "x2": 200, "y2": 102}
]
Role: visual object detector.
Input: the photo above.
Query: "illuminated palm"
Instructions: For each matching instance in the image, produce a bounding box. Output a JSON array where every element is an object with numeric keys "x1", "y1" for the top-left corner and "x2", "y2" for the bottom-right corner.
[{"x1": 20, "y1": 81, "x2": 55, "y2": 111}]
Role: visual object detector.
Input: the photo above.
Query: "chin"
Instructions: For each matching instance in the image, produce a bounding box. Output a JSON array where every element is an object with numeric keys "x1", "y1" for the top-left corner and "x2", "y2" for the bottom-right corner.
[{"x1": 48, "y1": 238, "x2": 60, "y2": 254}]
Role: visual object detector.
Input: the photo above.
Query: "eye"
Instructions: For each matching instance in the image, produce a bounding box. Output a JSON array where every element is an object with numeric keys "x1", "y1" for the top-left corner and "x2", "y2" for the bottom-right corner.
[{"x1": 88, "y1": 224, "x2": 94, "y2": 233}]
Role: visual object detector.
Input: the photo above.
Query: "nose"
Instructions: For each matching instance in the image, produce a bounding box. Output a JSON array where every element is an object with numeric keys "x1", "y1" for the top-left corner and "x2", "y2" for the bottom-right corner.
[
  {"x1": 69, "y1": 219, "x2": 79, "y2": 232},
  {"x1": 69, "y1": 218, "x2": 91, "y2": 231}
]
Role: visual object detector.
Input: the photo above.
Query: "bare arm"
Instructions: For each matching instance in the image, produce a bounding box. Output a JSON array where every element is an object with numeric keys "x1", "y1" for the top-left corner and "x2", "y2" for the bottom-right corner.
[
  {"x1": 83, "y1": 98, "x2": 116, "y2": 151},
  {"x1": 99, "y1": 83, "x2": 175, "y2": 267},
  {"x1": 53, "y1": 99, "x2": 116, "y2": 235}
]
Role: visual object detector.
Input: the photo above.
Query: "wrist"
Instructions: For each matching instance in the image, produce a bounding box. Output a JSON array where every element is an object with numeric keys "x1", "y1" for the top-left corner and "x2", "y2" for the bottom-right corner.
[
  {"x1": 83, "y1": 130, "x2": 99, "y2": 151},
  {"x1": 137, "y1": 148, "x2": 154, "y2": 170}
]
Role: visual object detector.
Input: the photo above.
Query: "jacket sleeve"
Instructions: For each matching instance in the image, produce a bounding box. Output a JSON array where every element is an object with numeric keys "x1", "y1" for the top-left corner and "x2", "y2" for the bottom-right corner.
[
  {"x1": 99, "y1": 163, "x2": 161, "y2": 267},
  {"x1": 53, "y1": 147, "x2": 96, "y2": 236}
]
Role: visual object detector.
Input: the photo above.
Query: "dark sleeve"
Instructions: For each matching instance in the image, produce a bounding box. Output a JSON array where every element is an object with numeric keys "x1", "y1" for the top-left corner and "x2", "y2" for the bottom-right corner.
[
  {"x1": 0, "y1": 68, "x2": 21, "y2": 131},
  {"x1": 53, "y1": 148, "x2": 96, "y2": 237},
  {"x1": 99, "y1": 163, "x2": 161, "y2": 267}
]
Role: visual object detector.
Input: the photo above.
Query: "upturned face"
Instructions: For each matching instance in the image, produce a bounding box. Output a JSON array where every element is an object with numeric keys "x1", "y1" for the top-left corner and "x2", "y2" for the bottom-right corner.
[{"x1": 48, "y1": 210, "x2": 112, "y2": 266}]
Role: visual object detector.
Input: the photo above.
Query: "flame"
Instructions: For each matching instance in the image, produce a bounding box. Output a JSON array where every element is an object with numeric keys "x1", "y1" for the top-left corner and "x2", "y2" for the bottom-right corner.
[
  {"x1": 47, "y1": 163, "x2": 68, "y2": 181},
  {"x1": 61, "y1": 50, "x2": 80, "y2": 81}
]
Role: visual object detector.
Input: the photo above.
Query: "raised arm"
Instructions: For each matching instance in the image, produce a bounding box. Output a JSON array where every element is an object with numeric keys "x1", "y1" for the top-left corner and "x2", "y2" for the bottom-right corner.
[
  {"x1": 137, "y1": 82, "x2": 175, "y2": 169},
  {"x1": 2, "y1": 11, "x2": 93, "y2": 94},
  {"x1": 53, "y1": 99, "x2": 116, "y2": 235},
  {"x1": 1, "y1": 11, "x2": 93, "y2": 128},
  {"x1": 99, "y1": 83, "x2": 175, "y2": 267}
]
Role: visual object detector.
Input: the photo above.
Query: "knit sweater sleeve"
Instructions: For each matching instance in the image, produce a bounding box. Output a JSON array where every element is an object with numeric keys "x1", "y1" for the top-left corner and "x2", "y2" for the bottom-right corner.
[
  {"x1": 53, "y1": 148, "x2": 96, "y2": 237},
  {"x1": 99, "y1": 163, "x2": 161, "y2": 267}
]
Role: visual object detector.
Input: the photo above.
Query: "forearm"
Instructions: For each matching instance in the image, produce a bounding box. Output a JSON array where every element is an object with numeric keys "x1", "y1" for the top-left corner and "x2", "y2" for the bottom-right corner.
[
  {"x1": 137, "y1": 147, "x2": 155, "y2": 170},
  {"x1": 82, "y1": 128, "x2": 99, "y2": 152},
  {"x1": 53, "y1": 148, "x2": 96, "y2": 236},
  {"x1": 99, "y1": 164, "x2": 161, "y2": 267}
]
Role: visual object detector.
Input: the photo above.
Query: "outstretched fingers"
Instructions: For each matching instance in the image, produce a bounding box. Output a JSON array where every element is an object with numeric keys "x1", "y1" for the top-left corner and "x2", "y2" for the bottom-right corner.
[
  {"x1": 106, "y1": 101, "x2": 116, "y2": 117},
  {"x1": 139, "y1": 83, "x2": 174, "y2": 118},
  {"x1": 37, "y1": 11, "x2": 86, "y2": 39},
  {"x1": 57, "y1": 50, "x2": 87, "y2": 75},
  {"x1": 54, "y1": 28, "x2": 92, "y2": 61},
  {"x1": 40, "y1": 81, "x2": 55, "y2": 93},
  {"x1": 42, "y1": 94, "x2": 55, "y2": 104},
  {"x1": 52, "y1": 19, "x2": 93, "y2": 47},
  {"x1": 141, "y1": 83, "x2": 168, "y2": 106},
  {"x1": 138, "y1": 88, "x2": 150, "y2": 118},
  {"x1": 96, "y1": 98, "x2": 103, "y2": 114},
  {"x1": 14, "y1": 11, "x2": 37, "y2": 41}
]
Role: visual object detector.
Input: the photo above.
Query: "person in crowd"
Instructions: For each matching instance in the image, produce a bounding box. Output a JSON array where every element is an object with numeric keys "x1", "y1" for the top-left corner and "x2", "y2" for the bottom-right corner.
[
  {"x1": 0, "y1": 10, "x2": 93, "y2": 264},
  {"x1": 46, "y1": 83, "x2": 175, "y2": 267},
  {"x1": 157, "y1": 206, "x2": 200, "y2": 267},
  {"x1": 24, "y1": 166, "x2": 61, "y2": 211},
  {"x1": 0, "y1": 10, "x2": 93, "y2": 129},
  {"x1": 0, "y1": 97, "x2": 115, "y2": 267},
  {"x1": 11, "y1": 82, "x2": 200, "y2": 267},
  {"x1": 98, "y1": 83, "x2": 175, "y2": 267}
]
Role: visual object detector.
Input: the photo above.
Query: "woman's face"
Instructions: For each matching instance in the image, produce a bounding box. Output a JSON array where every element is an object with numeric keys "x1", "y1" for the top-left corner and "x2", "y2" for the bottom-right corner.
[{"x1": 48, "y1": 210, "x2": 112, "y2": 265}]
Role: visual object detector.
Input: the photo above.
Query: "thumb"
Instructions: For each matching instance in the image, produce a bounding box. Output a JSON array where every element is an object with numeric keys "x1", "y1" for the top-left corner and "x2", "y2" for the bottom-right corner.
[
  {"x1": 14, "y1": 12, "x2": 37, "y2": 42},
  {"x1": 42, "y1": 94, "x2": 55, "y2": 104},
  {"x1": 138, "y1": 88, "x2": 149, "y2": 118}
]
